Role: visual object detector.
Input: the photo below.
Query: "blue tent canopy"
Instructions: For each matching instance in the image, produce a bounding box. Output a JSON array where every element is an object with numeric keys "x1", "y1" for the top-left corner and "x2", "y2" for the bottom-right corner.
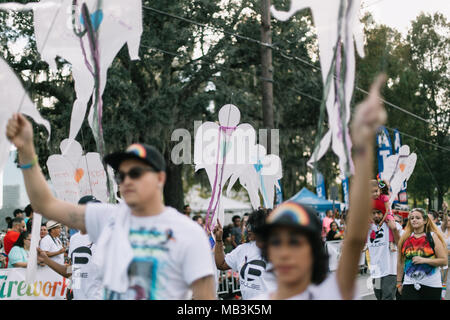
[{"x1": 289, "y1": 187, "x2": 338, "y2": 213}]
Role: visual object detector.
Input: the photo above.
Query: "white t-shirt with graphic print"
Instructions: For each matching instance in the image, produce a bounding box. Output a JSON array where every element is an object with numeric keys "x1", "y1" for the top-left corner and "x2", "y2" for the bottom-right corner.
[
  {"x1": 252, "y1": 273, "x2": 346, "y2": 300},
  {"x1": 85, "y1": 205, "x2": 214, "y2": 300},
  {"x1": 69, "y1": 232, "x2": 103, "y2": 300},
  {"x1": 366, "y1": 222, "x2": 403, "y2": 278},
  {"x1": 225, "y1": 241, "x2": 276, "y2": 300}
]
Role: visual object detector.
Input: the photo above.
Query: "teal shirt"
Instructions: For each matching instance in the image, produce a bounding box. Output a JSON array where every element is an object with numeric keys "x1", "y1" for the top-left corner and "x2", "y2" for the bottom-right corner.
[{"x1": 8, "y1": 246, "x2": 29, "y2": 268}]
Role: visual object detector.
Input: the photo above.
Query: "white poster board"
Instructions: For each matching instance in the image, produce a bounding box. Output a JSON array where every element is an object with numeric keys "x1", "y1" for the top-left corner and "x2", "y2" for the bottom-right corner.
[
  {"x1": 325, "y1": 240, "x2": 365, "y2": 272},
  {"x1": 0, "y1": 267, "x2": 68, "y2": 300}
]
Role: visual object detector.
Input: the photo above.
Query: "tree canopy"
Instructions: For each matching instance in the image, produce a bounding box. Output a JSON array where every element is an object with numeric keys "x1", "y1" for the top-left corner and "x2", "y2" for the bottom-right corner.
[{"x1": 1, "y1": 0, "x2": 448, "y2": 211}]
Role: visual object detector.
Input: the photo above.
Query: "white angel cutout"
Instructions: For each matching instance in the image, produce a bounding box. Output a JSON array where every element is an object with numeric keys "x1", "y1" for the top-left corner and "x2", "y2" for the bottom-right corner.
[
  {"x1": 271, "y1": 0, "x2": 365, "y2": 177},
  {"x1": 380, "y1": 145, "x2": 417, "y2": 206},
  {"x1": 0, "y1": 0, "x2": 143, "y2": 143},
  {"x1": 194, "y1": 104, "x2": 257, "y2": 229},
  {"x1": 0, "y1": 57, "x2": 51, "y2": 178},
  {"x1": 226, "y1": 144, "x2": 283, "y2": 210},
  {"x1": 46, "y1": 138, "x2": 117, "y2": 203}
]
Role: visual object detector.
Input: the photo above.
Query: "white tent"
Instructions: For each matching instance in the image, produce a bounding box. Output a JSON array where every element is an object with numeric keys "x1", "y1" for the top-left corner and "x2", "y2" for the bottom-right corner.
[
  {"x1": 189, "y1": 195, "x2": 252, "y2": 213},
  {"x1": 185, "y1": 187, "x2": 252, "y2": 226}
]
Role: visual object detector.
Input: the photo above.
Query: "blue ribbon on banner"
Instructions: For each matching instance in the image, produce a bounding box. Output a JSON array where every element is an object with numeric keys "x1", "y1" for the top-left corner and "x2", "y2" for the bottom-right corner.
[
  {"x1": 316, "y1": 172, "x2": 326, "y2": 199},
  {"x1": 376, "y1": 126, "x2": 393, "y2": 174},
  {"x1": 342, "y1": 176, "x2": 349, "y2": 208},
  {"x1": 275, "y1": 180, "x2": 283, "y2": 206}
]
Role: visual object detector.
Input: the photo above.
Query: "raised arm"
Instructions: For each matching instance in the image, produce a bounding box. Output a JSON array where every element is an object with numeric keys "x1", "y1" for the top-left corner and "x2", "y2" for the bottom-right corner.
[
  {"x1": 336, "y1": 75, "x2": 387, "y2": 300},
  {"x1": 213, "y1": 220, "x2": 231, "y2": 271},
  {"x1": 6, "y1": 113, "x2": 87, "y2": 232}
]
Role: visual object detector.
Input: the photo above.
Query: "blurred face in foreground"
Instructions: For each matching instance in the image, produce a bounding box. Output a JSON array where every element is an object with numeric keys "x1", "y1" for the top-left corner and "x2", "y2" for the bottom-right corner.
[
  {"x1": 267, "y1": 227, "x2": 313, "y2": 286},
  {"x1": 118, "y1": 159, "x2": 164, "y2": 210}
]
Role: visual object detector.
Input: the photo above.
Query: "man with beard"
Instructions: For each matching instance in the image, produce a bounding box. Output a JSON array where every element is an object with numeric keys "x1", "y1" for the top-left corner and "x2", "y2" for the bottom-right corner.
[{"x1": 366, "y1": 199, "x2": 402, "y2": 300}]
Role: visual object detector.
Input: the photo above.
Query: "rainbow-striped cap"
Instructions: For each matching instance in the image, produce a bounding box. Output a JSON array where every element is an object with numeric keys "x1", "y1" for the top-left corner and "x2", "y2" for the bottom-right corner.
[
  {"x1": 104, "y1": 143, "x2": 166, "y2": 172},
  {"x1": 264, "y1": 201, "x2": 321, "y2": 233}
]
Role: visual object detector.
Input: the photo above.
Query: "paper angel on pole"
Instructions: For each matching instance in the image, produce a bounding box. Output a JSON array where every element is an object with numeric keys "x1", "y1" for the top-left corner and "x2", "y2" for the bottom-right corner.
[
  {"x1": 0, "y1": 0, "x2": 143, "y2": 155},
  {"x1": 380, "y1": 145, "x2": 417, "y2": 207},
  {"x1": 0, "y1": 57, "x2": 51, "y2": 178},
  {"x1": 195, "y1": 104, "x2": 284, "y2": 231},
  {"x1": 271, "y1": 0, "x2": 365, "y2": 178},
  {"x1": 226, "y1": 144, "x2": 283, "y2": 210},
  {"x1": 194, "y1": 104, "x2": 249, "y2": 231},
  {"x1": 46, "y1": 138, "x2": 118, "y2": 204}
]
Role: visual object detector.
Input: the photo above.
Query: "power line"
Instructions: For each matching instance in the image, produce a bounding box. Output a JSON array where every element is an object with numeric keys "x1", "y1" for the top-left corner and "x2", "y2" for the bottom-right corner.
[
  {"x1": 362, "y1": 0, "x2": 386, "y2": 9},
  {"x1": 385, "y1": 126, "x2": 450, "y2": 152},
  {"x1": 138, "y1": 42, "x2": 450, "y2": 153},
  {"x1": 141, "y1": 5, "x2": 443, "y2": 130},
  {"x1": 415, "y1": 148, "x2": 441, "y2": 194}
]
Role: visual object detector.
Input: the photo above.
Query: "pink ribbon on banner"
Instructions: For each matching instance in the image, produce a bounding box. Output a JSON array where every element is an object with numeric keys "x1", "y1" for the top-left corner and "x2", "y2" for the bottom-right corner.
[{"x1": 204, "y1": 125, "x2": 236, "y2": 232}]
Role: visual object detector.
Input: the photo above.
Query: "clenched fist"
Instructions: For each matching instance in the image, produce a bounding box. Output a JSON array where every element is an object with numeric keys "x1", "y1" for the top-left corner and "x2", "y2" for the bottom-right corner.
[{"x1": 6, "y1": 113, "x2": 34, "y2": 151}]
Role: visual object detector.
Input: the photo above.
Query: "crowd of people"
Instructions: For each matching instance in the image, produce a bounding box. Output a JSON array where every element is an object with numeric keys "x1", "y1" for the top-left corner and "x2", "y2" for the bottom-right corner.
[{"x1": 0, "y1": 75, "x2": 448, "y2": 300}]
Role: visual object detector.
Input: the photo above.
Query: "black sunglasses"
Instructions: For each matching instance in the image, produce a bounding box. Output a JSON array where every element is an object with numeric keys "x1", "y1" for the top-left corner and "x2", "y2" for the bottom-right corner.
[{"x1": 115, "y1": 166, "x2": 155, "y2": 184}]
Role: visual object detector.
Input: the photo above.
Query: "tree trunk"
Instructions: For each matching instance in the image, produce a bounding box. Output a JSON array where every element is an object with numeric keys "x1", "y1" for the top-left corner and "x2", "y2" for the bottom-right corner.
[
  {"x1": 163, "y1": 150, "x2": 184, "y2": 212},
  {"x1": 261, "y1": 0, "x2": 274, "y2": 153},
  {"x1": 438, "y1": 190, "x2": 444, "y2": 211}
]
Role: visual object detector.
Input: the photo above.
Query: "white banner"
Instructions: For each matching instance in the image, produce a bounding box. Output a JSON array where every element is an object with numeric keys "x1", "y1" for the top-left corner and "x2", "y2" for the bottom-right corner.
[
  {"x1": 0, "y1": 267, "x2": 68, "y2": 300},
  {"x1": 325, "y1": 240, "x2": 365, "y2": 272}
]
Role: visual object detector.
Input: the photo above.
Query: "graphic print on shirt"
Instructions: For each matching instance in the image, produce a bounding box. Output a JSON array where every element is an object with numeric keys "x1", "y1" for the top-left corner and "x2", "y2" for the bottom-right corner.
[
  {"x1": 239, "y1": 259, "x2": 267, "y2": 290},
  {"x1": 71, "y1": 245, "x2": 93, "y2": 289},
  {"x1": 403, "y1": 236, "x2": 436, "y2": 282},
  {"x1": 106, "y1": 227, "x2": 175, "y2": 300},
  {"x1": 369, "y1": 228, "x2": 384, "y2": 244}
]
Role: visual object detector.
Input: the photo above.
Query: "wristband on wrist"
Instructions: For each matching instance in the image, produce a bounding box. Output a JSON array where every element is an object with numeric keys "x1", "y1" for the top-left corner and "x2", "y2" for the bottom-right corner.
[
  {"x1": 216, "y1": 239, "x2": 223, "y2": 242},
  {"x1": 18, "y1": 155, "x2": 38, "y2": 170}
]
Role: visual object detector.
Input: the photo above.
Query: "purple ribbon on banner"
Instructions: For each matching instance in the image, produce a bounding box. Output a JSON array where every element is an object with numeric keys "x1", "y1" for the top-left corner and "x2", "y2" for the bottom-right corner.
[{"x1": 204, "y1": 125, "x2": 236, "y2": 232}]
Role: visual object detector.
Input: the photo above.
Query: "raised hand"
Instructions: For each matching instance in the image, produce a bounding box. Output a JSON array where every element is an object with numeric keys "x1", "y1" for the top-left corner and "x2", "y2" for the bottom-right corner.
[
  {"x1": 6, "y1": 113, "x2": 34, "y2": 151},
  {"x1": 351, "y1": 74, "x2": 387, "y2": 149},
  {"x1": 213, "y1": 220, "x2": 223, "y2": 241}
]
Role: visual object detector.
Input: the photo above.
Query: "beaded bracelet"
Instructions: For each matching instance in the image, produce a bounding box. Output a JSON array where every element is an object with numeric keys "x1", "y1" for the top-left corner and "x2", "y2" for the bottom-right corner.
[{"x1": 18, "y1": 155, "x2": 38, "y2": 170}]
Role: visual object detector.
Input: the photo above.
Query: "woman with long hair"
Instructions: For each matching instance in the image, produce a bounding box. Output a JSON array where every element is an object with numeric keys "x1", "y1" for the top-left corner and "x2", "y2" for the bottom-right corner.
[
  {"x1": 8, "y1": 231, "x2": 31, "y2": 268},
  {"x1": 397, "y1": 208, "x2": 448, "y2": 300},
  {"x1": 251, "y1": 75, "x2": 387, "y2": 300}
]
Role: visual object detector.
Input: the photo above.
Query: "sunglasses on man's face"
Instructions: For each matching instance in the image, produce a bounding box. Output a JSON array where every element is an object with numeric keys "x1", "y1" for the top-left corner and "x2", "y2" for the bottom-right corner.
[{"x1": 115, "y1": 166, "x2": 155, "y2": 184}]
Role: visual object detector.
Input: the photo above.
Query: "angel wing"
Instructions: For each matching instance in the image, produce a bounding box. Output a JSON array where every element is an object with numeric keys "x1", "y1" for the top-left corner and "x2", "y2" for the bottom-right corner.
[{"x1": 0, "y1": 57, "x2": 51, "y2": 177}]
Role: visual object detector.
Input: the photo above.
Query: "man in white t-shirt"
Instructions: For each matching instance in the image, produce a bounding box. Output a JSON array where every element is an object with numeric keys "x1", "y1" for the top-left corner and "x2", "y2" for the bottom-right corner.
[
  {"x1": 40, "y1": 220, "x2": 65, "y2": 265},
  {"x1": 213, "y1": 209, "x2": 276, "y2": 299},
  {"x1": 5, "y1": 114, "x2": 215, "y2": 300},
  {"x1": 367, "y1": 200, "x2": 401, "y2": 300},
  {"x1": 68, "y1": 195, "x2": 103, "y2": 300},
  {"x1": 69, "y1": 231, "x2": 103, "y2": 300}
]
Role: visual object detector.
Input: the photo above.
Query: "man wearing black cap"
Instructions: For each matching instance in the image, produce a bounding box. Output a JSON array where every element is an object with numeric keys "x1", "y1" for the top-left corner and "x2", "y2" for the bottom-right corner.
[{"x1": 5, "y1": 114, "x2": 215, "y2": 300}]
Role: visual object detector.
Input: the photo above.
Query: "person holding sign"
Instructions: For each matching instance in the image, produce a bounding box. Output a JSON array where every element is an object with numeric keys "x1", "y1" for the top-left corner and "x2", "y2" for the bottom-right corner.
[
  {"x1": 5, "y1": 116, "x2": 215, "y2": 300},
  {"x1": 251, "y1": 75, "x2": 388, "y2": 300}
]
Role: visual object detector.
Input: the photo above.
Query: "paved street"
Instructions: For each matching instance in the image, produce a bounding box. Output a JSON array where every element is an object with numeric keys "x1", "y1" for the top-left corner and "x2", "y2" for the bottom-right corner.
[{"x1": 356, "y1": 272, "x2": 450, "y2": 300}]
